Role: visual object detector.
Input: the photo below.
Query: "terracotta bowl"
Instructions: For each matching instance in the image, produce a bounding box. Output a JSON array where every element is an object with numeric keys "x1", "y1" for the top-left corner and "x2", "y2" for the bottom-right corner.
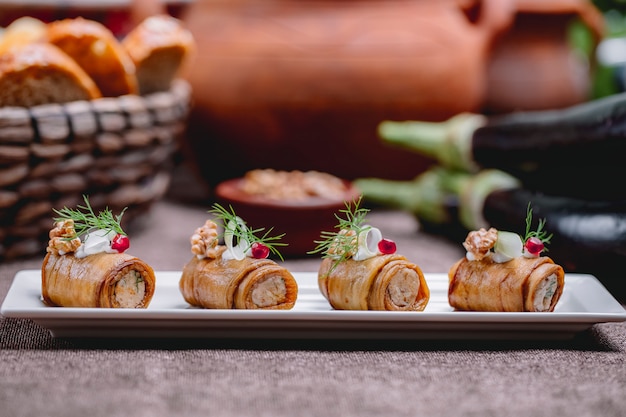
[{"x1": 214, "y1": 177, "x2": 361, "y2": 258}]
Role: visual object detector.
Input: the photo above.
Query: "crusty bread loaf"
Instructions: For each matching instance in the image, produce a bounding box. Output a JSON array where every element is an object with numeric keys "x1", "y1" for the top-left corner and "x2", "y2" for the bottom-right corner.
[
  {"x1": 122, "y1": 14, "x2": 194, "y2": 95},
  {"x1": 0, "y1": 15, "x2": 195, "y2": 108},
  {"x1": 0, "y1": 16, "x2": 47, "y2": 54},
  {"x1": 0, "y1": 43, "x2": 101, "y2": 107},
  {"x1": 46, "y1": 17, "x2": 139, "y2": 97}
]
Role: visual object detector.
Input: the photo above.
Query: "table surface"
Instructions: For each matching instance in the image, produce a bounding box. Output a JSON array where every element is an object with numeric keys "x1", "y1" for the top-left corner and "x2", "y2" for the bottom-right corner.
[{"x1": 2, "y1": 198, "x2": 625, "y2": 417}]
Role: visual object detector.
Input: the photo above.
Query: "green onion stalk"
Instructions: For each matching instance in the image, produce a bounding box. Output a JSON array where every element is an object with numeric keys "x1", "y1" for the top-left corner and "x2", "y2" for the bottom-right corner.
[
  {"x1": 354, "y1": 166, "x2": 521, "y2": 233},
  {"x1": 377, "y1": 113, "x2": 485, "y2": 172}
]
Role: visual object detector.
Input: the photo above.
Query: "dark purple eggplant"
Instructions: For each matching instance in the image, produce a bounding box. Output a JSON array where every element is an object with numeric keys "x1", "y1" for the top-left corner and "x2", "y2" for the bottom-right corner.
[
  {"x1": 356, "y1": 168, "x2": 626, "y2": 300},
  {"x1": 378, "y1": 93, "x2": 626, "y2": 200},
  {"x1": 483, "y1": 188, "x2": 626, "y2": 300}
]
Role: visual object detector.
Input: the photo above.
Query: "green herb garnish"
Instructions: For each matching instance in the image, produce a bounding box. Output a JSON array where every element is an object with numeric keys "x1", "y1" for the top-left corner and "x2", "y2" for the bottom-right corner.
[
  {"x1": 308, "y1": 196, "x2": 371, "y2": 269},
  {"x1": 523, "y1": 202, "x2": 552, "y2": 248},
  {"x1": 53, "y1": 195, "x2": 126, "y2": 239},
  {"x1": 209, "y1": 203, "x2": 287, "y2": 261}
]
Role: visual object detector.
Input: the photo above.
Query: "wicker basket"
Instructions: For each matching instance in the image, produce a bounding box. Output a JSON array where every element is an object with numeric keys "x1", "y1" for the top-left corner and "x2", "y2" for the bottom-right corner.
[{"x1": 0, "y1": 79, "x2": 192, "y2": 260}]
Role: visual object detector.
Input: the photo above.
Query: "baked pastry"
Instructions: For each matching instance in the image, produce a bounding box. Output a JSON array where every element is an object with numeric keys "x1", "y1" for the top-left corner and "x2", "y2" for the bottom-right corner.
[
  {"x1": 179, "y1": 205, "x2": 298, "y2": 310},
  {"x1": 41, "y1": 196, "x2": 156, "y2": 308},
  {"x1": 312, "y1": 198, "x2": 430, "y2": 311},
  {"x1": 0, "y1": 43, "x2": 101, "y2": 107},
  {"x1": 448, "y1": 207, "x2": 564, "y2": 312},
  {"x1": 122, "y1": 14, "x2": 195, "y2": 95},
  {"x1": 45, "y1": 17, "x2": 138, "y2": 97}
]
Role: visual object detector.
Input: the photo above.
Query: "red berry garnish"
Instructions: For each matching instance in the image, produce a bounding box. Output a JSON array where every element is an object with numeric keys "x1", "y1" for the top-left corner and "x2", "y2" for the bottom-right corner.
[
  {"x1": 111, "y1": 234, "x2": 130, "y2": 253},
  {"x1": 377, "y1": 238, "x2": 397, "y2": 254},
  {"x1": 251, "y1": 242, "x2": 270, "y2": 259},
  {"x1": 524, "y1": 236, "x2": 544, "y2": 256}
]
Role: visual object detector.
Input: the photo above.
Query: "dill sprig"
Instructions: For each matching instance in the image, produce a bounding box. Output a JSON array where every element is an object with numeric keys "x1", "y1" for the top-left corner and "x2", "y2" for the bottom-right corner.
[
  {"x1": 523, "y1": 202, "x2": 552, "y2": 249},
  {"x1": 53, "y1": 195, "x2": 126, "y2": 239},
  {"x1": 209, "y1": 203, "x2": 287, "y2": 261},
  {"x1": 308, "y1": 196, "x2": 371, "y2": 267}
]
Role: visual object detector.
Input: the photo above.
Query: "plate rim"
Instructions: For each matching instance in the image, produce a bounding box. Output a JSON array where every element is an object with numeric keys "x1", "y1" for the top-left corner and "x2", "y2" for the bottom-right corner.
[{"x1": 2, "y1": 269, "x2": 625, "y2": 339}]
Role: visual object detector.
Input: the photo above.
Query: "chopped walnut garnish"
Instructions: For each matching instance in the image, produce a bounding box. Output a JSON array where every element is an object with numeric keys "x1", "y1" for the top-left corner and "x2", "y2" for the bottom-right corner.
[
  {"x1": 191, "y1": 219, "x2": 219, "y2": 259},
  {"x1": 463, "y1": 227, "x2": 498, "y2": 261},
  {"x1": 241, "y1": 169, "x2": 348, "y2": 200},
  {"x1": 47, "y1": 219, "x2": 81, "y2": 255},
  {"x1": 326, "y1": 229, "x2": 357, "y2": 258}
]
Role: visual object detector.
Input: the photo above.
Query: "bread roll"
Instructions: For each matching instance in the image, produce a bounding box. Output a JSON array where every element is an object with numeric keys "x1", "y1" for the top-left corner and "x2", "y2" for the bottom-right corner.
[
  {"x1": 448, "y1": 255, "x2": 565, "y2": 312},
  {"x1": 318, "y1": 254, "x2": 430, "y2": 311},
  {"x1": 122, "y1": 14, "x2": 194, "y2": 94},
  {"x1": 180, "y1": 247, "x2": 298, "y2": 310},
  {"x1": 0, "y1": 16, "x2": 47, "y2": 53},
  {"x1": 42, "y1": 251, "x2": 156, "y2": 308},
  {"x1": 0, "y1": 43, "x2": 101, "y2": 107},
  {"x1": 46, "y1": 17, "x2": 138, "y2": 97}
]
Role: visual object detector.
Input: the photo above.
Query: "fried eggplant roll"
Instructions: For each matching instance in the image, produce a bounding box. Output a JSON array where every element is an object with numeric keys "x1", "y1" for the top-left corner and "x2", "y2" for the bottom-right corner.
[
  {"x1": 448, "y1": 256, "x2": 565, "y2": 312},
  {"x1": 180, "y1": 247, "x2": 298, "y2": 310},
  {"x1": 41, "y1": 252, "x2": 156, "y2": 308},
  {"x1": 318, "y1": 254, "x2": 430, "y2": 311}
]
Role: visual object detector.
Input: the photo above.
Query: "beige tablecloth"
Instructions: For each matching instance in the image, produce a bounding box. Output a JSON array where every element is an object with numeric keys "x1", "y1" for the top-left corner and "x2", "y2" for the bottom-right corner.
[{"x1": 1, "y1": 199, "x2": 625, "y2": 417}]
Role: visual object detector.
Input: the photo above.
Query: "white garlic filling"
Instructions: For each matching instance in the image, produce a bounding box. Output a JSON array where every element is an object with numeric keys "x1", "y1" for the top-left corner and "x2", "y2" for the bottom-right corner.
[
  {"x1": 251, "y1": 276, "x2": 286, "y2": 307},
  {"x1": 387, "y1": 269, "x2": 419, "y2": 307},
  {"x1": 114, "y1": 270, "x2": 146, "y2": 308},
  {"x1": 533, "y1": 274, "x2": 558, "y2": 312}
]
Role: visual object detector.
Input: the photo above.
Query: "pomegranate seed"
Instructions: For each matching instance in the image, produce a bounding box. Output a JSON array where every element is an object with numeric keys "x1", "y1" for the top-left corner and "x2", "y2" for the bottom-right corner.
[
  {"x1": 251, "y1": 242, "x2": 270, "y2": 259},
  {"x1": 524, "y1": 237, "x2": 544, "y2": 256},
  {"x1": 111, "y1": 234, "x2": 130, "y2": 253},
  {"x1": 377, "y1": 238, "x2": 397, "y2": 254}
]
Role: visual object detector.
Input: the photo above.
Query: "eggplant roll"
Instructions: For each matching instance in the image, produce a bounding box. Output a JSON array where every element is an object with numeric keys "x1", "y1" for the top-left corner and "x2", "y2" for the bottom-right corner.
[
  {"x1": 180, "y1": 250, "x2": 298, "y2": 310},
  {"x1": 448, "y1": 256, "x2": 565, "y2": 312},
  {"x1": 318, "y1": 254, "x2": 430, "y2": 311},
  {"x1": 41, "y1": 252, "x2": 156, "y2": 308}
]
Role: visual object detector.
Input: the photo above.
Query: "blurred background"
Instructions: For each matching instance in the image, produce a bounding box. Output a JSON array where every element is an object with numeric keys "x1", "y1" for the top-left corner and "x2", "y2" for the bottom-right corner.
[
  {"x1": 3, "y1": 0, "x2": 621, "y2": 188},
  {"x1": 1, "y1": 0, "x2": 626, "y2": 298}
]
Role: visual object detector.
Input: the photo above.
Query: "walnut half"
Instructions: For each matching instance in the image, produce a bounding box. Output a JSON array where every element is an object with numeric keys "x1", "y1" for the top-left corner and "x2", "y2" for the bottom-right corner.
[
  {"x1": 191, "y1": 219, "x2": 219, "y2": 259},
  {"x1": 326, "y1": 228, "x2": 357, "y2": 258},
  {"x1": 47, "y1": 219, "x2": 81, "y2": 255},
  {"x1": 462, "y1": 227, "x2": 498, "y2": 261}
]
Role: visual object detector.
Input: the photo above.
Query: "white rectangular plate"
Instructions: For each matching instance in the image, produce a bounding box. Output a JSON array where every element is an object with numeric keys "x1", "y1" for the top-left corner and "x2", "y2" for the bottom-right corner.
[{"x1": 2, "y1": 270, "x2": 625, "y2": 340}]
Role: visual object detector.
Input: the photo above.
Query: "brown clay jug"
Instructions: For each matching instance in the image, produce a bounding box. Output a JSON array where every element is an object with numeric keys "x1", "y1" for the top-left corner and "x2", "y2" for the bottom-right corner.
[
  {"x1": 178, "y1": 0, "x2": 600, "y2": 185},
  {"x1": 483, "y1": 0, "x2": 604, "y2": 113}
]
